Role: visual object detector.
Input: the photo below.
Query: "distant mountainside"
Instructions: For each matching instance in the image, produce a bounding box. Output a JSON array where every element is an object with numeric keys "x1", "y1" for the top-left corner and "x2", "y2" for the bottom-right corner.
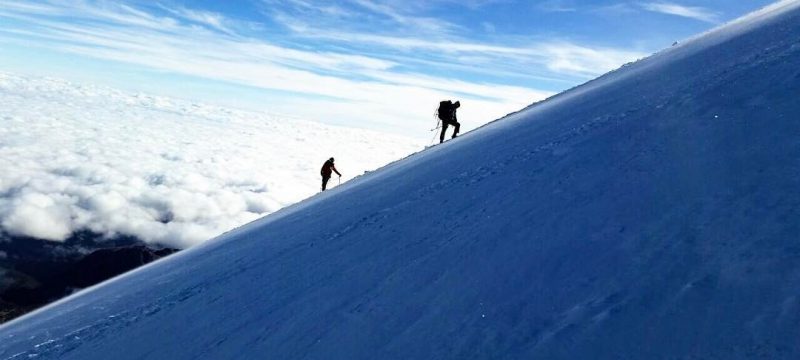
[{"x1": 0, "y1": 232, "x2": 178, "y2": 323}]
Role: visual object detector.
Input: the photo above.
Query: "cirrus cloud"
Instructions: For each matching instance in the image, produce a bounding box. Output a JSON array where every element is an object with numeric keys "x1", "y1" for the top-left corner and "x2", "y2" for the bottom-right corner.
[
  {"x1": 641, "y1": 2, "x2": 720, "y2": 23},
  {"x1": 0, "y1": 0, "x2": 648, "y2": 136}
]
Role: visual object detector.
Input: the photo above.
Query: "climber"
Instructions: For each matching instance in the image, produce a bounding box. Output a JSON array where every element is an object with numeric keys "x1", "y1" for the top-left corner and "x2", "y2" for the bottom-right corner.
[
  {"x1": 437, "y1": 100, "x2": 461, "y2": 143},
  {"x1": 320, "y1": 157, "x2": 341, "y2": 191}
]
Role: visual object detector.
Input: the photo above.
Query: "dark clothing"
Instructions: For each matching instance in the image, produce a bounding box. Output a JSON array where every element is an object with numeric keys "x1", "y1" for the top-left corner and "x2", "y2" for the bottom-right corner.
[
  {"x1": 322, "y1": 176, "x2": 331, "y2": 191},
  {"x1": 321, "y1": 159, "x2": 340, "y2": 191},
  {"x1": 438, "y1": 101, "x2": 455, "y2": 121},
  {"x1": 440, "y1": 120, "x2": 460, "y2": 143},
  {"x1": 439, "y1": 100, "x2": 461, "y2": 143},
  {"x1": 321, "y1": 159, "x2": 340, "y2": 177}
]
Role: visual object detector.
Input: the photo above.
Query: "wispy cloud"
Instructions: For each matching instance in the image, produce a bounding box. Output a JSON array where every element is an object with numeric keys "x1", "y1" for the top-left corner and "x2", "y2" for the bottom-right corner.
[
  {"x1": 277, "y1": 25, "x2": 645, "y2": 77},
  {"x1": 159, "y1": 5, "x2": 237, "y2": 35},
  {"x1": 538, "y1": 0, "x2": 578, "y2": 13},
  {"x1": 347, "y1": 0, "x2": 459, "y2": 33},
  {"x1": 641, "y1": 2, "x2": 720, "y2": 23},
  {"x1": 0, "y1": 0, "x2": 646, "y2": 136},
  {"x1": 592, "y1": 3, "x2": 638, "y2": 16},
  {"x1": 263, "y1": 0, "x2": 647, "y2": 78}
]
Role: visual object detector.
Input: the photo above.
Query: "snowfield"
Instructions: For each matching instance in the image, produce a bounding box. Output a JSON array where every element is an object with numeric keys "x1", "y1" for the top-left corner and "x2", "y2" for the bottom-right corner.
[
  {"x1": 0, "y1": 74, "x2": 420, "y2": 248},
  {"x1": 2, "y1": 0, "x2": 800, "y2": 359}
]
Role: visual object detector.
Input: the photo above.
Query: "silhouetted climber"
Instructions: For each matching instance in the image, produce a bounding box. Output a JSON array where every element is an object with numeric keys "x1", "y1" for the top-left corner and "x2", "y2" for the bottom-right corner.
[
  {"x1": 320, "y1": 157, "x2": 341, "y2": 191},
  {"x1": 437, "y1": 100, "x2": 461, "y2": 143}
]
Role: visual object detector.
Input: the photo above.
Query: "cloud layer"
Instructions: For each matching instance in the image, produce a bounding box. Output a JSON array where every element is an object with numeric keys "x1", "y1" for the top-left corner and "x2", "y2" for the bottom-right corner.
[{"x1": 0, "y1": 72, "x2": 420, "y2": 248}]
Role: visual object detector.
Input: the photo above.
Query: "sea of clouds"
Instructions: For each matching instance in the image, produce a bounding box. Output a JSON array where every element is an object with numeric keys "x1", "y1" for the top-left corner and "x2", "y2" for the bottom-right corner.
[{"x1": 0, "y1": 72, "x2": 421, "y2": 248}]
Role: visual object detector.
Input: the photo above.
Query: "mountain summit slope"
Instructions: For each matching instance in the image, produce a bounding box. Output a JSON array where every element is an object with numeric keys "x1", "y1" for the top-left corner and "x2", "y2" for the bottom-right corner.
[{"x1": 2, "y1": 2, "x2": 800, "y2": 359}]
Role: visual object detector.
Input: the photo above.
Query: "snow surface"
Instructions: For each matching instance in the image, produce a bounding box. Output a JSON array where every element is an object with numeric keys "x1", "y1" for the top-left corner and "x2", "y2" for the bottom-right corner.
[
  {"x1": 0, "y1": 74, "x2": 419, "y2": 247},
  {"x1": 2, "y1": 1, "x2": 800, "y2": 359}
]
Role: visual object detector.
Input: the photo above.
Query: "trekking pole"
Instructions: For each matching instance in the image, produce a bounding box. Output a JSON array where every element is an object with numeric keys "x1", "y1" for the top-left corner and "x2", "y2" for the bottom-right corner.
[
  {"x1": 429, "y1": 111, "x2": 442, "y2": 145},
  {"x1": 429, "y1": 119, "x2": 441, "y2": 132}
]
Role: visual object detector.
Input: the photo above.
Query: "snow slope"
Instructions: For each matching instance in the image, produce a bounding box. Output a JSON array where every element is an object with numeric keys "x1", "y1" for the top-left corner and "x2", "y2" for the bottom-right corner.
[{"x1": 2, "y1": 1, "x2": 800, "y2": 359}]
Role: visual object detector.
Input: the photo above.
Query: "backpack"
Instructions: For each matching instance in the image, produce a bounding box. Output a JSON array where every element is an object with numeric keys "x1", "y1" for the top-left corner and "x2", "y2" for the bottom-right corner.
[{"x1": 437, "y1": 100, "x2": 453, "y2": 121}]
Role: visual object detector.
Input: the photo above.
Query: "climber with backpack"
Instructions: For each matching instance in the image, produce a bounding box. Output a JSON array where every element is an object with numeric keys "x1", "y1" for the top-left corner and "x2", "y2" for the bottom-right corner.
[{"x1": 437, "y1": 100, "x2": 461, "y2": 143}]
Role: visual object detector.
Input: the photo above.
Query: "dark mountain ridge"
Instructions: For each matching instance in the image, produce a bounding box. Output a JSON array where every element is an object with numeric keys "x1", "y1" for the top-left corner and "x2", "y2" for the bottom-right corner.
[{"x1": 0, "y1": 231, "x2": 178, "y2": 323}]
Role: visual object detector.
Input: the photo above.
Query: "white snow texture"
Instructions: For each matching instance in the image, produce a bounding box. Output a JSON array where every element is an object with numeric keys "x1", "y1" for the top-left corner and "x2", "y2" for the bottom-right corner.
[
  {"x1": 1, "y1": 1, "x2": 800, "y2": 359},
  {"x1": 0, "y1": 75, "x2": 419, "y2": 247}
]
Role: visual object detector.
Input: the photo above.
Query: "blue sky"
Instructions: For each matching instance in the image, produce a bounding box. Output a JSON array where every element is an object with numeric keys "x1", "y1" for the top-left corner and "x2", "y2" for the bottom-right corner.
[{"x1": 0, "y1": 0, "x2": 775, "y2": 137}]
